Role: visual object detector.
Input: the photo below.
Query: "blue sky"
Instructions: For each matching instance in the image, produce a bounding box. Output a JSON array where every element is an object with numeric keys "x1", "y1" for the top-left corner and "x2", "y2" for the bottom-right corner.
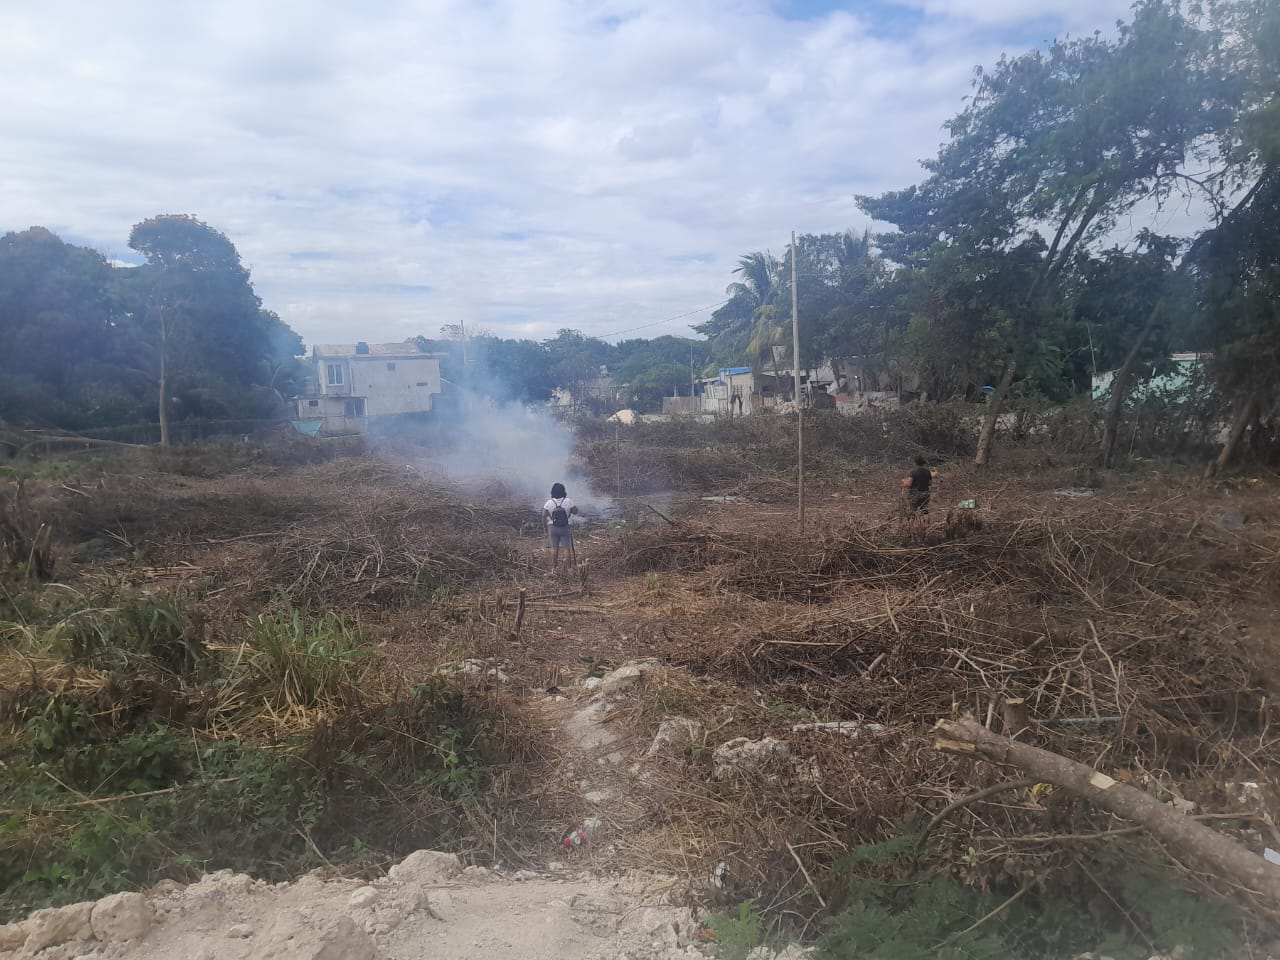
[{"x1": 1, "y1": 0, "x2": 1141, "y2": 348}]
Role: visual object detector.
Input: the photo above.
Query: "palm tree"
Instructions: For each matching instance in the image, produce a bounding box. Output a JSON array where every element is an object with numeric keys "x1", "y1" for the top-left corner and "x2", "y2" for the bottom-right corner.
[
  {"x1": 745, "y1": 305, "x2": 790, "y2": 400},
  {"x1": 726, "y1": 251, "x2": 782, "y2": 308}
]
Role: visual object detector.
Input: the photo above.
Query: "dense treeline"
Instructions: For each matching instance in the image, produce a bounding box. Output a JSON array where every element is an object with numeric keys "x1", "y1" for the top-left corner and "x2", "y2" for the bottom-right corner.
[
  {"x1": 413, "y1": 328, "x2": 711, "y2": 414},
  {"x1": 3, "y1": 0, "x2": 1275, "y2": 470},
  {"x1": 696, "y1": 0, "x2": 1279, "y2": 470},
  {"x1": 0, "y1": 217, "x2": 302, "y2": 438}
]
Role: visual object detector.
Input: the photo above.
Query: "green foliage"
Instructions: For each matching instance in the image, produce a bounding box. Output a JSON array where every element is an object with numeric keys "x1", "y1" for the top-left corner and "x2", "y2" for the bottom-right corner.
[
  {"x1": 817, "y1": 836, "x2": 1245, "y2": 960},
  {"x1": 244, "y1": 609, "x2": 366, "y2": 709},
  {"x1": 819, "y1": 879, "x2": 1005, "y2": 960},
  {"x1": 58, "y1": 591, "x2": 203, "y2": 676},
  {"x1": 0, "y1": 586, "x2": 533, "y2": 923},
  {"x1": 0, "y1": 216, "x2": 303, "y2": 432},
  {"x1": 707, "y1": 900, "x2": 766, "y2": 960}
]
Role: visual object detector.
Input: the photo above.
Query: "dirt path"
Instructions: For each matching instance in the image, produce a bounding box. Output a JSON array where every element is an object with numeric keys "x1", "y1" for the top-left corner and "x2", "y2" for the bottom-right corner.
[
  {"x1": 0, "y1": 656, "x2": 776, "y2": 960},
  {"x1": 0, "y1": 855, "x2": 709, "y2": 960}
]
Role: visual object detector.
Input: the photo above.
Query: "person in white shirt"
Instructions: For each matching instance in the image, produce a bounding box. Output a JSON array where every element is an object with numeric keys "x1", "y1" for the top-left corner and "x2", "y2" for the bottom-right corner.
[{"x1": 541, "y1": 482, "x2": 579, "y2": 575}]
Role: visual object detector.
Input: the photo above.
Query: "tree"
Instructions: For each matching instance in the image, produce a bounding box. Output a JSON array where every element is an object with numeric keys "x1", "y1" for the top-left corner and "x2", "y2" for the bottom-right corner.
[
  {"x1": 860, "y1": 0, "x2": 1220, "y2": 466},
  {"x1": 1188, "y1": 166, "x2": 1280, "y2": 476},
  {"x1": 0, "y1": 228, "x2": 129, "y2": 428},
  {"x1": 695, "y1": 252, "x2": 782, "y2": 360},
  {"x1": 545, "y1": 329, "x2": 612, "y2": 415},
  {"x1": 123, "y1": 215, "x2": 298, "y2": 442},
  {"x1": 1068, "y1": 235, "x2": 1185, "y2": 467},
  {"x1": 1183, "y1": 0, "x2": 1280, "y2": 476}
]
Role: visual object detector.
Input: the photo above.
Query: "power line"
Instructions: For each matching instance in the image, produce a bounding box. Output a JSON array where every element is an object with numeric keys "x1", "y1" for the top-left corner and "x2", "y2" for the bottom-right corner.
[{"x1": 599, "y1": 299, "x2": 730, "y2": 340}]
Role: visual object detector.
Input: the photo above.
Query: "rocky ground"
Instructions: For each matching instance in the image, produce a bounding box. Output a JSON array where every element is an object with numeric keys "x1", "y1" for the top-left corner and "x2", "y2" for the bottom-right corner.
[
  {"x1": 0, "y1": 660, "x2": 805, "y2": 960},
  {"x1": 0, "y1": 851, "x2": 715, "y2": 960}
]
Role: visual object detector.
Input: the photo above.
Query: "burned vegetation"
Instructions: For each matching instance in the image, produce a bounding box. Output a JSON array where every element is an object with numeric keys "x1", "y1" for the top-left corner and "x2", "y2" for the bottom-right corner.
[{"x1": 1, "y1": 422, "x2": 1279, "y2": 958}]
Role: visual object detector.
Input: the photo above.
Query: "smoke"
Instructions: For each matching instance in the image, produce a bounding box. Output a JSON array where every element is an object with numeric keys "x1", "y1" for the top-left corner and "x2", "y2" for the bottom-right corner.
[{"x1": 370, "y1": 395, "x2": 614, "y2": 517}]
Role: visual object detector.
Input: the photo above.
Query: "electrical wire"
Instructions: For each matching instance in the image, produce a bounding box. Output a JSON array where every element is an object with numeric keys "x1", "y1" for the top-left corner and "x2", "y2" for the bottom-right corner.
[{"x1": 598, "y1": 299, "x2": 730, "y2": 339}]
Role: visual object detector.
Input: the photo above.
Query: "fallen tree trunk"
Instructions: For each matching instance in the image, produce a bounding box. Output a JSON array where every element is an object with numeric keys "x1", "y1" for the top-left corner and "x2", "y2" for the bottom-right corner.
[{"x1": 935, "y1": 718, "x2": 1280, "y2": 904}]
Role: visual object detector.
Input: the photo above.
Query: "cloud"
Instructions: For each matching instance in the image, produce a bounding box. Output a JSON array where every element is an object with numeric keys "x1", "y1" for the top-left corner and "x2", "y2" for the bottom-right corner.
[{"x1": 0, "y1": 0, "x2": 1134, "y2": 348}]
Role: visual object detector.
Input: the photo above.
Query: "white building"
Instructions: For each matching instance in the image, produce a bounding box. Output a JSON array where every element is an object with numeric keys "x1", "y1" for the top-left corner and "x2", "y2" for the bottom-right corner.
[{"x1": 294, "y1": 342, "x2": 447, "y2": 434}]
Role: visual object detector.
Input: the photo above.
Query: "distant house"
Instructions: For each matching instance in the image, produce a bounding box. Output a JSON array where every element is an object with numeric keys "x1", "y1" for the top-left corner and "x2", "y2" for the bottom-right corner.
[
  {"x1": 663, "y1": 365, "x2": 844, "y2": 416},
  {"x1": 548, "y1": 366, "x2": 619, "y2": 416},
  {"x1": 293, "y1": 342, "x2": 447, "y2": 435},
  {"x1": 1091, "y1": 352, "x2": 1209, "y2": 403}
]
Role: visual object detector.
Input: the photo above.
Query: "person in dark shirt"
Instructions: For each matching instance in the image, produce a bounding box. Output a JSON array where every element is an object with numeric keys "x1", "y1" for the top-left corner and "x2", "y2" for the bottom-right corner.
[{"x1": 902, "y1": 457, "x2": 932, "y2": 514}]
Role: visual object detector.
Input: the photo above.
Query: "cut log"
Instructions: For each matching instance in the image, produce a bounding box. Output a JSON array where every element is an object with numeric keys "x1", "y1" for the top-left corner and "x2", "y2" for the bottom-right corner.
[{"x1": 935, "y1": 718, "x2": 1280, "y2": 903}]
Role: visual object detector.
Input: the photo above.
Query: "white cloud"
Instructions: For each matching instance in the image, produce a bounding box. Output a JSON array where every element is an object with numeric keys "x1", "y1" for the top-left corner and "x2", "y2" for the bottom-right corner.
[{"x1": 0, "y1": 0, "x2": 1133, "y2": 348}]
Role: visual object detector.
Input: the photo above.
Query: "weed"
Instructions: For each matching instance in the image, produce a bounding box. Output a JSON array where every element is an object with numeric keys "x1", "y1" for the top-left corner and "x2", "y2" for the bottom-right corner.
[
  {"x1": 816, "y1": 836, "x2": 1244, "y2": 960},
  {"x1": 57, "y1": 591, "x2": 204, "y2": 677},
  {"x1": 243, "y1": 609, "x2": 367, "y2": 710},
  {"x1": 707, "y1": 900, "x2": 766, "y2": 960}
]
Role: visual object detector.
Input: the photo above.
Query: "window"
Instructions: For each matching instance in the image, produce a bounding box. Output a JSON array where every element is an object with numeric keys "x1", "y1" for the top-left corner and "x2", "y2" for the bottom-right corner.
[
  {"x1": 307, "y1": 399, "x2": 319, "y2": 408},
  {"x1": 325, "y1": 362, "x2": 344, "y2": 386},
  {"x1": 386, "y1": 362, "x2": 396, "y2": 371},
  {"x1": 343, "y1": 399, "x2": 365, "y2": 417},
  {"x1": 415, "y1": 382, "x2": 428, "y2": 387}
]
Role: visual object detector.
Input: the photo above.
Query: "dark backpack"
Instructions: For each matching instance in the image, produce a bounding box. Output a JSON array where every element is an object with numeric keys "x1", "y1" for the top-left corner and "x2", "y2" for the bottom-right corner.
[{"x1": 550, "y1": 499, "x2": 569, "y2": 527}]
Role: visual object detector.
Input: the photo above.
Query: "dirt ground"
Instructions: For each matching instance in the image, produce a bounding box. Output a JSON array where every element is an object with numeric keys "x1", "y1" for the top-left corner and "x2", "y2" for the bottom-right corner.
[{"x1": 3, "y1": 447, "x2": 1279, "y2": 958}]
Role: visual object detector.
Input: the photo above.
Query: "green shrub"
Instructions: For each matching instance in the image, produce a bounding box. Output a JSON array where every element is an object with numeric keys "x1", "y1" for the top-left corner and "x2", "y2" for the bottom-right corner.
[
  {"x1": 56, "y1": 590, "x2": 204, "y2": 677},
  {"x1": 707, "y1": 900, "x2": 766, "y2": 960},
  {"x1": 243, "y1": 609, "x2": 367, "y2": 710},
  {"x1": 816, "y1": 837, "x2": 1244, "y2": 960}
]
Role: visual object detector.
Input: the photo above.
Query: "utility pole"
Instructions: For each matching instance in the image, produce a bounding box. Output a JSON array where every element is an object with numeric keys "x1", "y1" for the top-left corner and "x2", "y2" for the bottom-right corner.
[{"x1": 791, "y1": 231, "x2": 804, "y2": 531}]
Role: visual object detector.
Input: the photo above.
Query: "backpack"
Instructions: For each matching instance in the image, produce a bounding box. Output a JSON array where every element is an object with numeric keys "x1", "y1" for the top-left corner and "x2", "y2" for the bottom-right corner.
[{"x1": 550, "y1": 499, "x2": 569, "y2": 528}]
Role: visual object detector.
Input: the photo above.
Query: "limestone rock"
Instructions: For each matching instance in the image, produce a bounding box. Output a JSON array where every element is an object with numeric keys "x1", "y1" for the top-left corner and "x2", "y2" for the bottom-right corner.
[
  {"x1": 712, "y1": 736, "x2": 789, "y2": 780},
  {"x1": 253, "y1": 913, "x2": 375, "y2": 960},
  {"x1": 348, "y1": 885, "x2": 379, "y2": 909},
  {"x1": 226, "y1": 923, "x2": 254, "y2": 939},
  {"x1": 90, "y1": 891, "x2": 152, "y2": 942},
  {"x1": 0, "y1": 921, "x2": 27, "y2": 951},
  {"x1": 388, "y1": 850, "x2": 462, "y2": 885},
  {"x1": 646, "y1": 717, "x2": 703, "y2": 756},
  {"x1": 598, "y1": 659, "x2": 662, "y2": 694},
  {"x1": 599, "y1": 663, "x2": 644, "y2": 693},
  {"x1": 23, "y1": 901, "x2": 94, "y2": 952}
]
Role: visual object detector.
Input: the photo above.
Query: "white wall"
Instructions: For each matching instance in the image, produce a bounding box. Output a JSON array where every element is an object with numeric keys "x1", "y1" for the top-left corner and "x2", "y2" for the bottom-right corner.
[{"x1": 341, "y1": 355, "x2": 442, "y2": 416}]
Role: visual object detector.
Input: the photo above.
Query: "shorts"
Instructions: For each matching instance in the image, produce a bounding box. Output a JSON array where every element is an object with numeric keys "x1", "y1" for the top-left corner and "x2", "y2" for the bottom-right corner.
[
  {"x1": 548, "y1": 526, "x2": 573, "y2": 547},
  {"x1": 908, "y1": 491, "x2": 930, "y2": 513}
]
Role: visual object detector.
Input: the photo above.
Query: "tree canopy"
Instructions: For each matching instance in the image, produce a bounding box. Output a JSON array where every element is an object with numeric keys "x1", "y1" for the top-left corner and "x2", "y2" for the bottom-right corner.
[
  {"x1": 0, "y1": 218, "x2": 303, "y2": 432},
  {"x1": 1, "y1": 0, "x2": 1276, "y2": 471}
]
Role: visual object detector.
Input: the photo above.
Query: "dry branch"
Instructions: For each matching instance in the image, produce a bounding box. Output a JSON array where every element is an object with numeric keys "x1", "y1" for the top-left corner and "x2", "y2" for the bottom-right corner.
[{"x1": 935, "y1": 718, "x2": 1280, "y2": 903}]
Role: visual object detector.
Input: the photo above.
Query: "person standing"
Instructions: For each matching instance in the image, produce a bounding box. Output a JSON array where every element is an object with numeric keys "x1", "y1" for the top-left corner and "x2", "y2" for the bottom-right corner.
[
  {"x1": 542, "y1": 482, "x2": 579, "y2": 575},
  {"x1": 902, "y1": 457, "x2": 932, "y2": 515}
]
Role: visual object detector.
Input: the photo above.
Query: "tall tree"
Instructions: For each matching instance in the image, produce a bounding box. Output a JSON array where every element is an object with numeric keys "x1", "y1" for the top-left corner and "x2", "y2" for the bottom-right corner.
[
  {"x1": 860, "y1": 0, "x2": 1219, "y2": 465},
  {"x1": 0, "y1": 228, "x2": 133, "y2": 428},
  {"x1": 1066, "y1": 235, "x2": 1186, "y2": 466},
  {"x1": 695, "y1": 251, "x2": 782, "y2": 359},
  {"x1": 1184, "y1": 0, "x2": 1280, "y2": 475},
  {"x1": 123, "y1": 215, "x2": 297, "y2": 442}
]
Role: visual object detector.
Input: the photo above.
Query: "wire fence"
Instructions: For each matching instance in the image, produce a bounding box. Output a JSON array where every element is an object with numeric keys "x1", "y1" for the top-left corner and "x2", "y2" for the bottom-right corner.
[{"x1": 3, "y1": 419, "x2": 291, "y2": 457}]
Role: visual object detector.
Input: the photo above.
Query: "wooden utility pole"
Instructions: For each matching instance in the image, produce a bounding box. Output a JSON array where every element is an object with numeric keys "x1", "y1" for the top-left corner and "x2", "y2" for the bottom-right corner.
[{"x1": 791, "y1": 231, "x2": 804, "y2": 531}]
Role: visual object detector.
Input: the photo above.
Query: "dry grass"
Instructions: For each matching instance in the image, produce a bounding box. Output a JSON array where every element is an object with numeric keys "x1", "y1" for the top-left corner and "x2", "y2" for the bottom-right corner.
[{"x1": 587, "y1": 487, "x2": 1280, "y2": 922}]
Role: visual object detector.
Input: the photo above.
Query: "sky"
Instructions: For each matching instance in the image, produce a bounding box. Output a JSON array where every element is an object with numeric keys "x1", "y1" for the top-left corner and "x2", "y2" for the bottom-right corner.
[{"x1": 1, "y1": 0, "x2": 1141, "y2": 348}]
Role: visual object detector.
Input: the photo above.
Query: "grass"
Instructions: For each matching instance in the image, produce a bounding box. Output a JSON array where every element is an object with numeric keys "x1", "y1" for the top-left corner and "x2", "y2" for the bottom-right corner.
[
  {"x1": 0, "y1": 583, "x2": 545, "y2": 923},
  {"x1": 244, "y1": 608, "x2": 367, "y2": 712}
]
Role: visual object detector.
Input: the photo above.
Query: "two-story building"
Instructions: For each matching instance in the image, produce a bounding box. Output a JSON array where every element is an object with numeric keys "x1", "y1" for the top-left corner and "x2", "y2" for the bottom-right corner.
[{"x1": 294, "y1": 342, "x2": 447, "y2": 435}]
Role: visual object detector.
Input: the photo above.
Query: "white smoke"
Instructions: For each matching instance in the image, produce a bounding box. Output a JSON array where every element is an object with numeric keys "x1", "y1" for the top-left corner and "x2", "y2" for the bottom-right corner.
[{"x1": 379, "y1": 396, "x2": 614, "y2": 517}]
